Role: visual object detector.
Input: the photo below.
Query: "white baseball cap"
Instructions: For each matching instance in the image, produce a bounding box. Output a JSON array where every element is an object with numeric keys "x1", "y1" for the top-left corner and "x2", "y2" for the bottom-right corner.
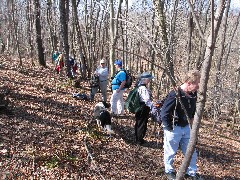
[{"x1": 100, "y1": 59, "x2": 106, "y2": 64}]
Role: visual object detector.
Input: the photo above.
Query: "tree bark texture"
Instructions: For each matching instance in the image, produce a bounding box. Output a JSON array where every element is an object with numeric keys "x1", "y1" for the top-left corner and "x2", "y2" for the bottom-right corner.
[
  {"x1": 109, "y1": 0, "x2": 122, "y2": 76},
  {"x1": 59, "y1": 0, "x2": 71, "y2": 78},
  {"x1": 72, "y1": 0, "x2": 88, "y2": 78},
  {"x1": 176, "y1": 0, "x2": 226, "y2": 179},
  {"x1": 34, "y1": 0, "x2": 46, "y2": 67},
  {"x1": 10, "y1": 0, "x2": 22, "y2": 66},
  {"x1": 153, "y1": 0, "x2": 175, "y2": 87}
]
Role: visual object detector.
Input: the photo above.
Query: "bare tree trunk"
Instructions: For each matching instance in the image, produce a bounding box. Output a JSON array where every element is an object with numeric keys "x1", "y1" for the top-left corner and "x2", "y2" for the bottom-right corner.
[
  {"x1": 59, "y1": 0, "x2": 71, "y2": 78},
  {"x1": 187, "y1": 11, "x2": 193, "y2": 71},
  {"x1": 26, "y1": 0, "x2": 34, "y2": 66},
  {"x1": 212, "y1": 0, "x2": 231, "y2": 130},
  {"x1": 195, "y1": 3, "x2": 210, "y2": 70},
  {"x1": 47, "y1": 0, "x2": 57, "y2": 63},
  {"x1": 153, "y1": 0, "x2": 176, "y2": 87},
  {"x1": 109, "y1": 0, "x2": 123, "y2": 76},
  {"x1": 176, "y1": 0, "x2": 226, "y2": 179},
  {"x1": 222, "y1": 12, "x2": 240, "y2": 76},
  {"x1": 123, "y1": 0, "x2": 128, "y2": 67},
  {"x1": 72, "y1": 0, "x2": 88, "y2": 78},
  {"x1": 216, "y1": 0, "x2": 231, "y2": 75},
  {"x1": 34, "y1": 0, "x2": 46, "y2": 67},
  {"x1": 9, "y1": 0, "x2": 22, "y2": 66}
]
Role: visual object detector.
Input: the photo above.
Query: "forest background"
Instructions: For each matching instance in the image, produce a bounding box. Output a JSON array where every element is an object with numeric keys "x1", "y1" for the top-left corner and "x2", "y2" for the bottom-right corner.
[{"x1": 0, "y1": 0, "x2": 239, "y2": 179}]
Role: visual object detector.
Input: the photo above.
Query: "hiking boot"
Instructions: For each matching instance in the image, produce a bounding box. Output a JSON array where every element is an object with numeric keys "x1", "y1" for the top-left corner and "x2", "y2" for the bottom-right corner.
[
  {"x1": 165, "y1": 172, "x2": 176, "y2": 180},
  {"x1": 111, "y1": 113, "x2": 118, "y2": 117},
  {"x1": 185, "y1": 173, "x2": 203, "y2": 180}
]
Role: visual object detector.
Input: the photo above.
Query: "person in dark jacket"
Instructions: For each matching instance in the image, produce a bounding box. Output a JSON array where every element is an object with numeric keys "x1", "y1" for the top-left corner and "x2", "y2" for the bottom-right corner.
[
  {"x1": 135, "y1": 72, "x2": 154, "y2": 145},
  {"x1": 160, "y1": 70, "x2": 201, "y2": 180}
]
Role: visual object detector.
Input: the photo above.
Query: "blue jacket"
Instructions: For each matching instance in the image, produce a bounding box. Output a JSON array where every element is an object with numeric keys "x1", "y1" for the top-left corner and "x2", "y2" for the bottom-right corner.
[
  {"x1": 52, "y1": 52, "x2": 59, "y2": 61},
  {"x1": 160, "y1": 88, "x2": 197, "y2": 130},
  {"x1": 111, "y1": 69, "x2": 126, "y2": 90}
]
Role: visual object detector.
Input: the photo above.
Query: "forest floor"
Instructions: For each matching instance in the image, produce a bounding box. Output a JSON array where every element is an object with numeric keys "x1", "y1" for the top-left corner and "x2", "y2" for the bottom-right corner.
[{"x1": 0, "y1": 55, "x2": 239, "y2": 180}]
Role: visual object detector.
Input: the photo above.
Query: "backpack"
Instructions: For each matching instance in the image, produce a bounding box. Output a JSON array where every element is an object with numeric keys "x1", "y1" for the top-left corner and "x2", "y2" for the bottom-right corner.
[
  {"x1": 69, "y1": 57, "x2": 75, "y2": 66},
  {"x1": 124, "y1": 70, "x2": 133, "y2": 88},
  {"x1": 90, "y1": 74, "x2": 99, "y2": 87},
  {"x1": 72, "y1": 93, "x2": 89, "y2": 101},
  {"x1": 125, "y1": 86, "x2": 142, "y2": 113},
  {"x1": 114, "y1": 70, "x2": 133, "y2": 88},
  {"x1": 151, "y1": 99, "x2": 165, "y2": 124}
]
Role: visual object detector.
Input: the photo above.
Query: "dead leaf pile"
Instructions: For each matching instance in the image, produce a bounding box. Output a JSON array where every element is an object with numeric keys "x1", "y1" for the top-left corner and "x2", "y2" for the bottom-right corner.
[{"x1": 0, "y1": 56, "x2": 239, "y2": 179}]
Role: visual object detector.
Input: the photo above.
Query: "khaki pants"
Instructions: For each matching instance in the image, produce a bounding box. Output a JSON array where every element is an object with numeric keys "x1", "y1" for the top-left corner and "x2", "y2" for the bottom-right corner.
[{"x1": 90, "y1": 80, "x2": 108, "y2": 102}]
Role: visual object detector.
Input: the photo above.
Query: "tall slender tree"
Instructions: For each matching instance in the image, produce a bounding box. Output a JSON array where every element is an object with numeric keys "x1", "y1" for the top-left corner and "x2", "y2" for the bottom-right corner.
[
  {"x1": 176, "y1": 0, "x2": 226, "y2": 179},
  {"x1": 109, "y1": 0, "x2": 123, "y2": 76},
  {"x1": 34, "y1": 0, "x2": 46, "y2": 67},
  {"x1": 59, "y1": 0, "x2": 71, "y2": 78},
  {"x1": 9, "y1": 0, "x2": 22, "y2": 66}
]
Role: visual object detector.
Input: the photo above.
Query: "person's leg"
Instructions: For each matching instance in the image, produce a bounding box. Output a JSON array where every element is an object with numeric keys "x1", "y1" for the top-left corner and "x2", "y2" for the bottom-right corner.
[
  {"x1": 135, "y1": 108, "x2": 144, "y2": 142},
  {"x1": 90, "y1": 86, "x2": 98, "y2": 101},
  {"x1": 110, "y1": 90, "x2": 120, "y2": 114},
  {"x1": 180, "y1": 126, "x2": 197, "y2": 176},
  {"x1": 117, "y1": 90, "x2": 125, "y2": 114},
  {"x1": 135, "y1": 106, "x2": 150, "y2": 142},
  {"x1": 164, "y1": 126, "x2": 182, "y2": 173},
  {"x1": 100, "y1": 81, "x2": 108, "y2": 102}
]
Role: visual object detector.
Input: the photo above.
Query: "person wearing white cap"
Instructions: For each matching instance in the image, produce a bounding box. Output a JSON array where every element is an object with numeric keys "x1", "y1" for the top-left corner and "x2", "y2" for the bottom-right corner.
[
  {"x1": 90, "y1": 59, "x2": 108, "y2": 102},
  {"x1": 135, "y1": 72, "x2": 154, "y2": 145}
]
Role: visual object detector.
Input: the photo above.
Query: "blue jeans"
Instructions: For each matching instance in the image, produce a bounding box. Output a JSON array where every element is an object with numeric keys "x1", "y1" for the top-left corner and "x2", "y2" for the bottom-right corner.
[{"x1": 163, "y1": 125, "x2": 197, "y2": 176}]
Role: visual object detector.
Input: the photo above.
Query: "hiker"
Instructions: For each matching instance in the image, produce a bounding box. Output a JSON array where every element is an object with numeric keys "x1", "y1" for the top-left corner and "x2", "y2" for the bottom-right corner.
[
  {"x1": 55, "y1": 53, "x2": 64, "y2": 74},
  {"x1": 160, "y1": 70, "x2": 201, "y2": 180},
  {"x1": 135, "y1": 72, "x2": 154, "y2": 145},
  {"x1": 110, "y1": 59, "x2": 126, "y2": 116},
  {"x1": 52, "y1": 50, "x2": 59, "y2": 64},
  {"x1": 69, "y1": 55, "x2": 78, "y2": 78},
  {"x1": 90, "y1": 59, "x2": 108, "y2": 102}
]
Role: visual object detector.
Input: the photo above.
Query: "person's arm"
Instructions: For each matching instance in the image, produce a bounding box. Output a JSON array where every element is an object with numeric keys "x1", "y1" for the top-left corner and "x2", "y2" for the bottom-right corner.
[
  {"x1": 116, "y1": 71, "x2": 126, "y2": 92},
  {"x1": 117, "y1": 80, "x2": 126, "y2": 93}
]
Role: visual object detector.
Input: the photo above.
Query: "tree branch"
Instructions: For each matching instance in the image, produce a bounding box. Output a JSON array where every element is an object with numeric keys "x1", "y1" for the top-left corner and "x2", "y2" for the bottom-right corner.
[{"x1": 186, "y1": 0, "x2": 206, "y2": 41}]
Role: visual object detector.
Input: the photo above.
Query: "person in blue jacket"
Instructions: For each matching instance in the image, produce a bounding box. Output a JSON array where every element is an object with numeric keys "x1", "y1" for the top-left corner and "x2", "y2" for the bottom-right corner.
[
  {"x1": 52, "y1": 50, "x2": 59, "y2": 64},
  {"x1": 160, "y1": 70, "x2": 202, "y2": 180},
  {"x1": 110, "y1": 59, "x2": 126, "y2": 115}
]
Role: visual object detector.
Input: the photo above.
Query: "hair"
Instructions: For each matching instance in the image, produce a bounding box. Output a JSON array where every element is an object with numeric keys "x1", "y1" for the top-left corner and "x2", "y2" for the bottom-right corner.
[{"x1": 183, "y1": 70, "x2": 201, "y2": 83}]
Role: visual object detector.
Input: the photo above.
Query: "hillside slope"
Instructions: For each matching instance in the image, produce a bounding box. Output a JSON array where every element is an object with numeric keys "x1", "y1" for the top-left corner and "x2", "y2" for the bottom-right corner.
[{"x1": 0, "y1": 56, "x2": 239, "y2": 179}]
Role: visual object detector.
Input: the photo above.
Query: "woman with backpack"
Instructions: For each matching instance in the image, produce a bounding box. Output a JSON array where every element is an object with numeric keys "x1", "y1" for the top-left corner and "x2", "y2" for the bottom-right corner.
[
  {"x1": 135, "y1": 72, "x2": 154, "y2": 145},
  {"x1": 110, "y1": 59, "x2": 127, "y2": 116}
]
